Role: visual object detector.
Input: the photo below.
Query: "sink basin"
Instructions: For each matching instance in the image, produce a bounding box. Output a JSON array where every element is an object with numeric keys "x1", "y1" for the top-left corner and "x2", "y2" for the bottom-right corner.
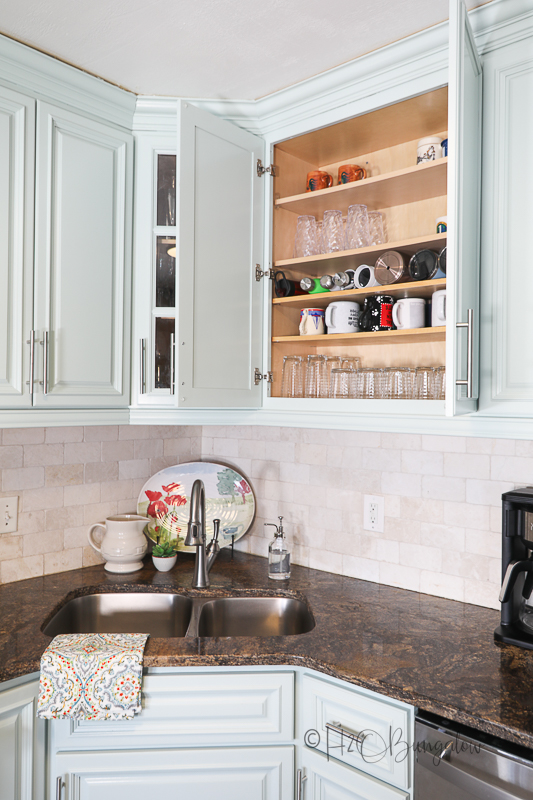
[
  {"x1": 197, "y1": 596, "x2": 315, "y2": 637},
  {"x1": 42, "y1": 592, "x2": 193, "y2": 638}
]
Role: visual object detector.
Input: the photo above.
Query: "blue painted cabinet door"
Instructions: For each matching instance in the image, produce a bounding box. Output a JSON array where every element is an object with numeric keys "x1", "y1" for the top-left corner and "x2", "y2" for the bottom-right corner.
[{"x1": 0, "y1": 678, "x2": 45, "y2": 800}]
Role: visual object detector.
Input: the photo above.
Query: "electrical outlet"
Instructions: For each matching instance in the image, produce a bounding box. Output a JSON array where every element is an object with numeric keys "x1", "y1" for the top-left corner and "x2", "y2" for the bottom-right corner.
[
  {"x1": 0, "y1": 496, "x2": 18, "y2": 533},
  {"x1": 363, "y1": 494, "x2": 384, "y2": 533}
]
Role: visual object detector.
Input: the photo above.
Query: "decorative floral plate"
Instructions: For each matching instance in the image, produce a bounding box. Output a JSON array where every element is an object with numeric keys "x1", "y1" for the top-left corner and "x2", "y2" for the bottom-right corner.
[{"x1": 137, "y1": 461, "x2": 255, "y2": 552}]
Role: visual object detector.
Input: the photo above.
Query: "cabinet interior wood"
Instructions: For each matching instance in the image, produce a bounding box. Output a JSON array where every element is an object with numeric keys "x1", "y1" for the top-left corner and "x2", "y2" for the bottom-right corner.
[{"x1": 270, "y1": 87, "x2": 448, "y2": 399}]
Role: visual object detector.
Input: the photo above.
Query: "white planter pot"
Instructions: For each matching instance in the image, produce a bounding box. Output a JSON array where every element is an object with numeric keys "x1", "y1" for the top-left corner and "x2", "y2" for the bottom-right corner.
[{"x1": 152, "y1": 554, "x2": 177, "y2": 572}]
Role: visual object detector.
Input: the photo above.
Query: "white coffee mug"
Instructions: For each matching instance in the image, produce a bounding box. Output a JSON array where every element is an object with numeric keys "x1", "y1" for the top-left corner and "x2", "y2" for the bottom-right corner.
[
  {"x1": 353, "y1": 264, "x2": 380, "y2": 289},
  {"x1": 392, "y1": 297, "x2": 426, "y2": 330},
  {"x1": 299, "y1": 307, "x2": 326, "y2": 336},
  {"x1": 431, "y1": 289, "x2": 446, "y2": 326},
  {"x1": 325, "y1": 301, "x2": 360, "y2": 334}
]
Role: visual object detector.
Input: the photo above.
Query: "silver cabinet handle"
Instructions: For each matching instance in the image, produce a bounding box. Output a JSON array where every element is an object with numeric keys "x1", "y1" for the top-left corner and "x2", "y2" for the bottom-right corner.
[
  {"x1": 296, "y1": 768, "x2": 307, "y2": 800},
  {"x1": 55, "y1": 776, "x2": 63, "y2": 800},
  {"x1": 140, "y1": 338, "x2": 146, "y2": 394},
  {"x1": 40, "y1": 330, "x2": 49, "y2": 395},
  {"x1": 326, "y1": 720, "x2": 364, "y2": 746},
  {"x1": 455, "y1": 308, "x2": 474, "y2": 398},
  {"x1": 26, "y1": 330, "x2": 35, "y2": 396},
  {"x1": 170, "y1": 332, "x2": 175, "y2": 395}
]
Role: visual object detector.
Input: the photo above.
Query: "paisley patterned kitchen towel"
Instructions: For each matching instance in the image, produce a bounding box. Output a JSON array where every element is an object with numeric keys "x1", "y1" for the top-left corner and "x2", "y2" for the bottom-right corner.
[{"x1": 37, "y1": 632, "x2": 149, "y2": 720}]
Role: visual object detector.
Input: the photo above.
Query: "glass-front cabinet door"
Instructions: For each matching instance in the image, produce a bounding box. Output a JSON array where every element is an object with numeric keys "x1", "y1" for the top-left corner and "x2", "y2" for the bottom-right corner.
[{"x1": 132, "y1": 132, "x2": 177, "y2": 406}]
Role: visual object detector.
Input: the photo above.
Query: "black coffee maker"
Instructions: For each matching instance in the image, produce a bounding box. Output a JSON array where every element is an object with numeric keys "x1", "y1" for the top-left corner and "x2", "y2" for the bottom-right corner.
[{"x1": 495, "y1": 487, "x2": 533, "y2": 649}]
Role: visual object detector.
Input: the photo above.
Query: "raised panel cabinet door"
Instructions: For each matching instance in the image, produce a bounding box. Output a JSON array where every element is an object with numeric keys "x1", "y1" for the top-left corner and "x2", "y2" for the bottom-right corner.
[
  {"x1": 54, "y1": 746, "x2": 293, "y2": 800},
  {"x1": 0, "y1": 678, "x2": 45, "y2": 800},
  {"x1": 0, "y1": 86, "x2": 34, "y2": 407},
  {"x1": 300, "y1": 749, "x2": 410, "y2": 800},
  {"x1": 176, "y1": 100, "x2": 264, "y2": 408},
  {"x1": 445, "y1": 0, "x2": 482, "y2": 415},
  {"x1": 33, "y1": 102, "x2": 132, "y2": 408}
]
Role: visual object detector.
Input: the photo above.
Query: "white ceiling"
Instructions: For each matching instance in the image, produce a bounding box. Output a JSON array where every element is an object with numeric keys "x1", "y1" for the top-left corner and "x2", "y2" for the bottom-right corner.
[{"x1": 0, "y1": 0, "x2": 486, "y2": 100}]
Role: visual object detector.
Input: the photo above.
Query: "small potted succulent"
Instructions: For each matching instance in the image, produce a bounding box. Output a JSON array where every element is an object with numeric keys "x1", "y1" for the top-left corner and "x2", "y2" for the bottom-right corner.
[{"x1": 151, "y1": 541, "x2": 178, "y2": 572}]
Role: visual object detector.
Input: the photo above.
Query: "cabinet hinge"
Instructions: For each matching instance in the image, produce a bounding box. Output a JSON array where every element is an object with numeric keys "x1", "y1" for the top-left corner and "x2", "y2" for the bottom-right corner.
[
  {"x1": 257, "y1": 159, "x2": 278, "y2": 178},
  {"x1": 255, "y1": 264, "x2": 275, "y2": 281},
  {"x1": 254, "y1": 368, "x2": 273, "y2": 385}
]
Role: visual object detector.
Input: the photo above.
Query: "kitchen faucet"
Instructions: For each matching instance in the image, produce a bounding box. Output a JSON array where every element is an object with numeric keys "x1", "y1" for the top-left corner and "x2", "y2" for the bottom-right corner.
[{"x1": 184, "y1": 479, "x2": 221, "y2": 588}]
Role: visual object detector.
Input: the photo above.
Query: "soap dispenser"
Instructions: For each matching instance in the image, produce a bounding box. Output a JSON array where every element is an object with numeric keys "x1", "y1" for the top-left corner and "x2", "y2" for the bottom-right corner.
[{"x1": 265, "y1": 516, "x2": 291, "y2": 580}]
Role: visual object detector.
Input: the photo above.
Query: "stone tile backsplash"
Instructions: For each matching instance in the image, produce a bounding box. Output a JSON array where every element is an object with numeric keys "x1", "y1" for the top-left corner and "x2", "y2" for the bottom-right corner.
[{"x1": 0, "y1": 422, "x2": 522, "y2": 610}]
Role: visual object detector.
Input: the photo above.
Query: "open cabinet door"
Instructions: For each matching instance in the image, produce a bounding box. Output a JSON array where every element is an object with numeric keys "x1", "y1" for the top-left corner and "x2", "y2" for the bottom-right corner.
[
  {"x1": 176, "y1": 101, "x2": 264, "y2": 408},
  {"x1": 446, "y1": 0, "x2": 482, "y2": 415}
]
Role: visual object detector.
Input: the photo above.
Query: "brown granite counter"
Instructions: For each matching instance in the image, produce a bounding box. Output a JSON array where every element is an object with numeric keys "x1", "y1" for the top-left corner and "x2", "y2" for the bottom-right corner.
[{"x1": 1, "y1": 550, "x2": 532, "y2": 749}]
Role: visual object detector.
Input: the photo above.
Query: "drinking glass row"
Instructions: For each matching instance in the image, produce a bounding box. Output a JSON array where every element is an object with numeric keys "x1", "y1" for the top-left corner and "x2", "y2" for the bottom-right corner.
[
  {"x1": 294, "y1": 205, "x2": 386, "y2": 258},
  {"x1": 281, "y1": 355, "x2": 445, "y2": 400}
]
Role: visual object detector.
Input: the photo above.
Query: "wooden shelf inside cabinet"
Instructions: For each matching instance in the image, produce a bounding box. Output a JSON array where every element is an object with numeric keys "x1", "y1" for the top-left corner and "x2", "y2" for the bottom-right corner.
[
  {"x1": 274, "y1": 234, "x2": 447, "y2": 272},
  {"x1": 272, "y1": 278, "x2": 446, "y2": 309},
  {"x1": 272, "y1": 327, "x2": 446, "y2": 347},
  {"x1": 275, "y1": 159, "x2": 447, "y2": 217}
]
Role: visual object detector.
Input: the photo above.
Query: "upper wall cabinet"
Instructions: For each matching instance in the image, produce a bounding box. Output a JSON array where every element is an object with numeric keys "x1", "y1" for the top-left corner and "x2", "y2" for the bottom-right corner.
[{"x1": 0, "y1": 94, "x2": 133, "y2": 410}]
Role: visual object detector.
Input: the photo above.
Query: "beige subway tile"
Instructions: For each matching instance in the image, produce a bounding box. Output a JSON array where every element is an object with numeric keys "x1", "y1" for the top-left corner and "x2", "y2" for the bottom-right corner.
[
  {"x1": 44, "y1": 548, "x2": 83, "y2": 575},
  {"x1": 383, "y1": 516, "x2": 421, "y2": 543},
  {"x1": 84, "y1": 425, "x2": 119, "y2": 441},
  {"x1": 17, "y1": 510, "x2": 45, "y2": 534},
  {"x1": 441, "y1": 550, "x2": 490, "y2": 582},
  {"x1": 422, "y1": 434, "x2": 466, "y2": 453},
  {"x1": 490, "y1": 505, "x2": 502, "y2": 532},
  {"x1": 467, "y1": 437, "x2": 515, "y2": 455},
  {"x1": 400, "y1": 497, "x2": 444, "y2": 524},
  {"x1": 190, "y1": 436, "x2": 202, "y2": 457},
  {"x1": 64, "y1": 525, "x2": 91, "y2": 549},
  {"x1": 45, "y1": 505, "x2": 84, "y2": 531},
  {"x1": 64, "y1": 442, "x2": 101, "y2": 464},
  {"x1": 344, "y1": 468, "x2": 381, "y2": 495},
  {"x1": 420, "y1": 571, "x2": 464, "y2": 602},
  {"x1": 401, "y1": 450, "x2": 443, "y2": 476},
  {"x1": 100, "y1": 479, "x2": 134, "y2": 502},
  {"x1": 466, "y1": 479, "x2": 514, "y2": 507},
  {"x1": 45, "y1": 426, "x2": 84, "y2": 443},
  {"x1": 343, "y1": 554, "x2": 380, "y2": 582},
  {"x1": 201, "y1": 437, "x2": 214, "y2": 455},
  {"x1": 384, "y1": 495, "x2": 401, "y2": 518},
  {"x1": 24, "y1": 443, "x2": 63, "y2": 467},
  {"x1": 381, "y1": 433, "x2": 422, "y2": 450},
  {"x1": 251, "y1": 426, "x2": 281, "y2": 441},
  {"x1": 400, "y1": 542, "x2": 441, "y2": 571},
  {"x1": 264, "y1": 441, "x2": 296, "y2": 462},
  {"x1": 463, "y1": 579, "x2": 499, "y2": 610},
  {"x1": 82, "y1": 545, "x2": 105, "y2": 566},
  {"x1": 250, "y1": 459, "x2": 280, "y2": 481},
  {"x1": 117, "y1": 500, "x2": 139, "y2": 514},
  {"x1": 464, "y1": 529, "x2": 501, "y2": 558},
  {"x1": 279, "y1": 461, "x2": 310, "y2": 485},
  {"x1": 85, "y1": 461, "x2": 118, "y2": 483},
  {"x1": 0, "y1": 554, "x2": 43, "y2": 583},
  {"x1": 379, "y1": 561, "x2": 420, "y2": 592},
  {"x1": 381, "y1": 472, "x2": 421, "y2": 497},
  {"x1": 292, "y1": 543, "x2": 310, "y2": 567},
  {"x1": 488, "y1": 557, "x2": 502, "y2": 585},
  {"x1": 264, "y1": 479, "x2": 293, "y2": 503},
  {"x1": 45, "y1": 464, "x2": 84, "y2": 487},
  {"x1": 163, "y1": 438, "x2": 194, "y2": 457},
  {"x1": 212, "y1": 438, "x2": 239, "y2": 458},
  {"x1": 156, "y1": 425, "x2": 201, "y2": 439},
  {"x1": 342, "y1": 430, "x2": 381, "y2": 449},
  {"x1": 22, "y1": 486, "x2": 63, "y2": 511},
  {"x1": 238, "y1": 439, "x2": 265, "y2": 460},
  {"x1": 3, "y1": 466, "x2": 44, "y2": 491},
  {"x1": 294, "y1": 443, "x2": 327, "y2": 466},
  {"x1": 23, "y1": 530, "x2": 63, "y2": 557},
  {"x1": 134, "y1": 438, "x2": 164, "y2": 460},
  {"x1": 362, "y1": 447, "x2": 402, "y2": 472},
  {"x1": 491, "y1": 455, "x2": 533, "y2": 483},
  {"x1": 420, "y1": 522, "x2": 464, "y2": 551},
  {"x1": 325, "y1": 530, "x2": 357, "y2": 554},
  {"x1": 422, "y1": 475, "x2": 466, "y2": 503},
  {"x1": 443, "y1": 452, "x2": 490, "y2": 480},
  {"x1": 326, "y1": 445, "x2": 344, "y2": 467},
  {"x1": 308, "y1": 549, "x2": 342, "y2": 575},
  {"x1": 119, "y1": 425, "x2": 152, "y2": 440},
  {"x1": 83, "y1": 502, "x2": 118, "y2": 525},
  {"x1": 208, "y1": 425, "x2": 252, "y2": 440},
  {"x1": 150, "y1": 456, "x2": 182, "y2": 473},
  {"x1": 64, "y1": 483, "x2": 100, "y2": 507},
  {"x1": 3, "y1": 428, "x2": 45, "y2": 445},
  {"x1": 443, "y1": 501, "x2": 490, "y2": 531},
  {"x1": 0, "y1": 534, "x2": 23, "y2": 560},
  {"x1": 101, "y1": 440, "x2": 134, "y2": 462},
  {"x1": 0, "y1": 446, "x2": 23, "y2": 468}
]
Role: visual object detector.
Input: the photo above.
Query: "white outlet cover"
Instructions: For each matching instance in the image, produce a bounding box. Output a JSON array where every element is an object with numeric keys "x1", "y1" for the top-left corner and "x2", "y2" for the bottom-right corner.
[
  {"x1": 363, "y1": 494, "x2": 385, "y2": 533},
  {"x1": 0, "y1": 496, "x2": 18, "y2": 533}
]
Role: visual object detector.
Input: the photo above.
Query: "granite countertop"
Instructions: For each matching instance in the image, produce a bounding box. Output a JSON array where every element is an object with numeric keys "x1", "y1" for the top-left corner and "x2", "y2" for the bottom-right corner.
[{"x1": 1, "y1": 550, "x2": 533, "y2": 748}]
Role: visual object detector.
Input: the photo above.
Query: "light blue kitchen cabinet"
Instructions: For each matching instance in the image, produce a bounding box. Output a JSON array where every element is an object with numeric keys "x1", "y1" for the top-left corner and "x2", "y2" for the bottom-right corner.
[
  {"x1": 299, "y1": 750, "x2": 410, "y2": 800},
  {"x1": 0, "y1": 85, "x2": 35, "y2": 408},
  {"x1": 32, "y1": 102, "x2": 132, "y2": 408},
  {"x1": 0, "y1": 676, "x2": 45, "y2": 800}
]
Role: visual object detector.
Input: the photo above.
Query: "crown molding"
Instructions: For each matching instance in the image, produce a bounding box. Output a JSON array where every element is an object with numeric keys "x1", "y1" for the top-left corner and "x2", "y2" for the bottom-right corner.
[
  {"x1": 0, "y1": 33, "x2": 135, "y2": 129},
  {"x1": 133, "y1": 96, "x2": 179, "y2": 132},
  {"x1": 470, "y1": 0, "x2": 533, "y2": 54}
]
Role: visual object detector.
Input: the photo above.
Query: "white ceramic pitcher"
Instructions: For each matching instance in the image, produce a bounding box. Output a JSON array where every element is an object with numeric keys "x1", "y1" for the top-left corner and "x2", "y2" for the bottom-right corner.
[{"x1": 87, "y1": 514, "x2": 148, "y2": 573}]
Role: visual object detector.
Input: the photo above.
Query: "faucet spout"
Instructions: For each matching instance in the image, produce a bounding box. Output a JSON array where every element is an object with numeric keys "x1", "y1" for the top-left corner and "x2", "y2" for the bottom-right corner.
[{"x1": 185, "y1": 480, "x2": 220, "y2": 589}]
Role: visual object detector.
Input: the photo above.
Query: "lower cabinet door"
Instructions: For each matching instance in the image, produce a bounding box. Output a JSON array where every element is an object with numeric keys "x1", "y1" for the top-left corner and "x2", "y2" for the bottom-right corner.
[
  {"x1": 0, "y1": 678, "x2": 45, "y2": 800},
  {"x1": 54, "y1": 746, "x2": 293, "y2": 800},
  {"x1": 300, "y1": 749, "x2": 410, "y2": 800}
]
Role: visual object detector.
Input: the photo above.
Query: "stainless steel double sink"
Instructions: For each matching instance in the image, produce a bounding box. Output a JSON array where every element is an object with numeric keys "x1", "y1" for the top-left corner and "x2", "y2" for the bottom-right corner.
[{"x1": 42, "y1": 591, "x2": 315, "y2": 639}]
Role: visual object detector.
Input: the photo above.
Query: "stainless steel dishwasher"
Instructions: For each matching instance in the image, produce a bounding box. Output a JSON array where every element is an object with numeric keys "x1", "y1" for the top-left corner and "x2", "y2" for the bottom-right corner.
[{"x1": 415, "y1": 712, "x2": 533, "y2": 799}]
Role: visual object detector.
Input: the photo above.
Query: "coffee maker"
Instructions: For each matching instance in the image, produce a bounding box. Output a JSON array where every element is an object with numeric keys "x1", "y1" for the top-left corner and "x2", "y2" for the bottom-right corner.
[{"x1": 495, "y1": 487, "x2": 533, "y2": 649}]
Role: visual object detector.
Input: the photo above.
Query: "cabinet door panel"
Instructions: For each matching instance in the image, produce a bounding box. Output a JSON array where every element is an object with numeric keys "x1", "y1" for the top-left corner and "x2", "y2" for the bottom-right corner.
[
  {"x1": 34, "y1": 102, "x2": 132, "y2": 407},
  {"x1": 0, "y1": 678, "x2": 45, "y2": 800},
  {"x1": 301, "y1": 749, "x2": 409, "y2": 800},
  {"x1": 55, "y1": 746, "x2": 293, "y2": 800},
  {"x1": 177, "y1": 100, "x2": 264, "y2": 408},
  {"x1": 446, "y1": 0, "x2": 482, "y2": 415},
  {"x1": 0, "y1": 86, "x2": 34, "y2": 407}
]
